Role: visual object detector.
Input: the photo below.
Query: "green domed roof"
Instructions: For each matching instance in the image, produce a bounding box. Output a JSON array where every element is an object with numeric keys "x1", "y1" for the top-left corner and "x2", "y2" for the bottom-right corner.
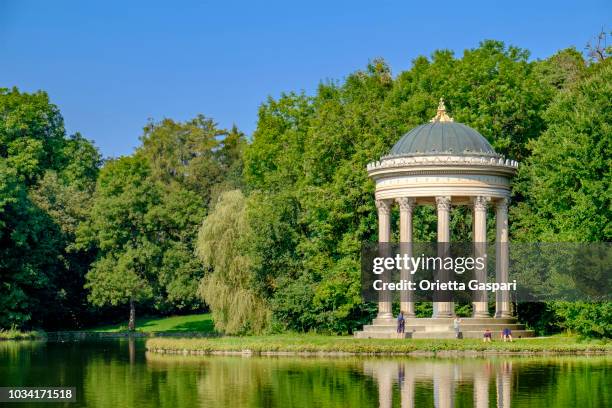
[
  {"x1": 388, "y1": 98, "x2": 498, "y2": 157},
  {"x1": 389, "y1": 121, "x2": 497, "y2": 157}
]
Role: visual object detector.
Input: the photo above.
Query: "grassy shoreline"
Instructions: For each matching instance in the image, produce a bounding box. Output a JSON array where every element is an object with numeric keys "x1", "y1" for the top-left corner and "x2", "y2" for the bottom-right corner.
[
  {"x1": 146, "y1": 334, "x2": 612, "y2": 356},
  {"x1": 0, "y1": 328, "x2": 46, "y2": 341}
]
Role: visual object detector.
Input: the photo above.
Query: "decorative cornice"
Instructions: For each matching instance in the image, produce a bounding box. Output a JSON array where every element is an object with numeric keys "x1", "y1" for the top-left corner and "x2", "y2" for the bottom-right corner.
[
  {"x1": 396, "y1": 197, "x2": 416, "y2": 212},
  {"x1": 472, "y1": 196, "x2": 490, "y2": 211},
  {"x1": 435, "y1": 196, "x2": 452, "y2": 211},
  {"x1": 367, "y1": 155, "x2": 519, "y2": 172},
  {"x1": 375, "y1": 199, "x2": 393, "y2": 215},
  {"x1": 430, "y1": 98, "x2": 454, "y2": 123}
]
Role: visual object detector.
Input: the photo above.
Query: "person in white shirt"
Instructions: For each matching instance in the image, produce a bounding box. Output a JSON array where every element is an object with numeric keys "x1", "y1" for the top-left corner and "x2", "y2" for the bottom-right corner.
[{"x1": 453, "y1": 317, "x2": 462, "y2": 339}]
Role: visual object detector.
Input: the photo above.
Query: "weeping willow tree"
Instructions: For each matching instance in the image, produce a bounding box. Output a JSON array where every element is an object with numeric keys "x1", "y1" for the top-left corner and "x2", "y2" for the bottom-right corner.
[{"x1": 196, "y1": 190, "x2": 270, "y2": 334}]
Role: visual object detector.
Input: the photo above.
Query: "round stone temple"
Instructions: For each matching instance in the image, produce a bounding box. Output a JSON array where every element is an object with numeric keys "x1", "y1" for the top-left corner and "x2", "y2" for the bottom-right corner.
[{"x1": 355, "y1": 97, "x2": 531, "y2": 339}]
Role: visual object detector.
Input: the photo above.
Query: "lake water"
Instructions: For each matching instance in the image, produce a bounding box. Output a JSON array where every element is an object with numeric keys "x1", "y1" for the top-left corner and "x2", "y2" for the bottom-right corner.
[{"x1": 0, "y1": 339, "x2": 610, "y2": 407}]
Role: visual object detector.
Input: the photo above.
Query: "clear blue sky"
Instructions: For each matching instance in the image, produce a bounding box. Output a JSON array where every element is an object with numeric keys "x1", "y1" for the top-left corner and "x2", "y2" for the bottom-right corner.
[{"x1": 1, "y1": 1, "x2": 609, "y2": 158}]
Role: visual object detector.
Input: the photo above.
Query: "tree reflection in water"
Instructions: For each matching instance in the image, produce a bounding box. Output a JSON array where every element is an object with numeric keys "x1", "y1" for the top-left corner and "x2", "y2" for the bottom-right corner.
[
  {"x1": 146, "y1": 353, "x2": 609, "y2": 408},
  {"x1": 1, "y1": 340, "x2": 609, "y2": 408}
]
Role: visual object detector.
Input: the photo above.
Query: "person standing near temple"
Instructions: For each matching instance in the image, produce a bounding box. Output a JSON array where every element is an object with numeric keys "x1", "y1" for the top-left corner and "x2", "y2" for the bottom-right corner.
[
  {"x1": 453, "y1": 317, "x2": 462, "y2": 339},
  {"x1": 397, "y1": 311, "x2": 405, "y2": 335}
]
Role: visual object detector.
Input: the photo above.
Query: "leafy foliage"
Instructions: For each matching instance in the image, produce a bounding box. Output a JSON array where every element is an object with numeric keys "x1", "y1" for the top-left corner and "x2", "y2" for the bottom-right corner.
[
  {"x1": 512, "y1": 59, "x2": 611, "y2": 241},
  {"x1": 1, "y1": 41, "x2": 609, "y2": 337},
  {"x1": 0, "y1": 89, "x2": 100, "y2": 329},
  {"x1": 552, "y1": 302, "x2": 612, "y2": 338},
  {"x1": 238, "y1": 41, "x2": 562, "y2": 333},
  {"x1": 77, "y1": 116, "x2": 246, "y2": 327},
  {"x1": 78, "y1": 156, "x2": 159, "y2": 310},
  {"x1": 195, "y1": 190, "x2": 270, "y2": 334}
]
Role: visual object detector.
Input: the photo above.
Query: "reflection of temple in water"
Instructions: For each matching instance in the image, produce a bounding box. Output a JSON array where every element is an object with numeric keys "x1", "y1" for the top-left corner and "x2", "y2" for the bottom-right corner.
[{"x1": 364, "y1": 359, "x2": 513, "y2": 408}]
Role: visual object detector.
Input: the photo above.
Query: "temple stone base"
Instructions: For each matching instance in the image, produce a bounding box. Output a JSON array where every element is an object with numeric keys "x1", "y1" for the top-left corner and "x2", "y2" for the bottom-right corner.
[{"x1": 353, "y1": 317, "x2": 534, "y2": 339}]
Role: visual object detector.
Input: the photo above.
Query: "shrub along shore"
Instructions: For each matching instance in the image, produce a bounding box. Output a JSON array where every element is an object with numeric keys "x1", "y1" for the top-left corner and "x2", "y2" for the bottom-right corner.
[
  {"x1": 145, "y1": 334, "x2": 612, "y2": 356},
  {"x1": 0, "y1": 328, "x2": 46, "y2": 341}
]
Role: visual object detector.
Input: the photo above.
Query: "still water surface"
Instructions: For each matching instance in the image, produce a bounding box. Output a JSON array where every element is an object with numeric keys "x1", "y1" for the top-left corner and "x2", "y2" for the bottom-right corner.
[{"x1": 0, "y1": 339, "x2": 610, "y2": 407}]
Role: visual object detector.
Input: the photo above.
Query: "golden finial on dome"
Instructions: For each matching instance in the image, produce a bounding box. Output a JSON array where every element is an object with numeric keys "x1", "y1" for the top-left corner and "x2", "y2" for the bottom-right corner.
[{"x1": 430, "y1": 98, "x2": 454, "y2": 123}]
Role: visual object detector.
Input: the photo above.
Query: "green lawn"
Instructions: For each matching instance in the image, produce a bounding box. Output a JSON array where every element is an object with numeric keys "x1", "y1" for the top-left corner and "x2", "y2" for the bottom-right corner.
[
  {"x1": 88, "y1": 313, "x2": 214, "y2": 333},
  {"x1": 146, "y1": 333, "x2": 611, "y2": 355}
]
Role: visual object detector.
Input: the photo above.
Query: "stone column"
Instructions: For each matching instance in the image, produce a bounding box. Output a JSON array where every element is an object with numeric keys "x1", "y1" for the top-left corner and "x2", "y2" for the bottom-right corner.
[
  {"x1": 495, "y1": 198, "x2": 512, "y2": 318},
  {"x1": 472, "y1": 196, "x2": 489, "y2": 318},
  {"x1": 434, "y1": 196, "x2": 454, "y2": 318},
  {"x1": 398, "y1": 197, "x2": 416, "y2": 317},
  {"x1": 376, "y1": 199, "x2": 393, "y2": 319}
]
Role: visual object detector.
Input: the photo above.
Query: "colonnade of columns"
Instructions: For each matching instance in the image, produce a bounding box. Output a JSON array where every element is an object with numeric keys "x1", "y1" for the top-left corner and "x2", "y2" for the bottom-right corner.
[{"x1": 376, "y1": 196, "x2": 511, "y2": 319}]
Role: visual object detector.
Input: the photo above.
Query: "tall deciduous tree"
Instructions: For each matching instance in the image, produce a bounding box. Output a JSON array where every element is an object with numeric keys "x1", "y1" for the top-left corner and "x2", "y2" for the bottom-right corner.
[
  {"x1": 139, "y1": 115, "x2": 245, "y2": 205},
  {"x1": 0, "y1": 88, "x2": 100, "y2": 329},
  {"x1": 512, "y1": 59, "x2": 611, "y2": 242},
  {"x1": 137, "y1": 116, "x2": 245, "y2": 311},
  {"x1": 79, "y1": 116, "x2": 246, "y2": 329},
  {"x1": 78, "y1": 156, "x2": 159, "y2": 330}
]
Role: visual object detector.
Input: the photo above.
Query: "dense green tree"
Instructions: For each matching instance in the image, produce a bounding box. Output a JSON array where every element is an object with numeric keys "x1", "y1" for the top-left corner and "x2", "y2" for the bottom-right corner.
[
  {"x1": 553, "y1": 301, "x2": 612, "y2": 338},
  {"x1": 532, "y1": 48, "x2": 587, "y2": 92},
  {"x1": 137, "y1": 116, "x2": 246, "y2": 311},
  {"x1": 385, "y1": 40, "x2": 552, "y2": 161},
  {"x1": 139, "y1": 115, "x2": 245, "y2": 205},
  {"x1": 240, "y1": 41, "x2": 557, "y2": 333},
  {"x1": 28, "y1": 169, "x2": 98, "y2": 327},
  {"x1": 77, "y1": 156, "x2": 206, "y2": 329},
  {"x1": 510, "y1": 58, "x2": 611, "y2": 337},
  {"x1": 0, "y1": 88, "x2": 100, "y2": 329},
  {"x1": 0, "y1": 162, "x2": 58, "y2": 328},
  {"x1": 77, "y1": 156, "x2": 160, "y2": 330},
  {"x1": 512, "y1": 59, "x2": 611, "y2": 242},
  {"x1": 78, "y1": 116, "x2": 246, "y2": 329},
  {"x1": 0, "y1": 88, "x2": 66, "y2": 183}
]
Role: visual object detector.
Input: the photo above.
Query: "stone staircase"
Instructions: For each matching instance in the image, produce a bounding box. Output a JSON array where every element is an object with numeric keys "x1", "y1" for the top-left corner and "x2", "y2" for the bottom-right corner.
[{"x1": 354, "y1": 317, "x2": 534, "y2": 339}]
